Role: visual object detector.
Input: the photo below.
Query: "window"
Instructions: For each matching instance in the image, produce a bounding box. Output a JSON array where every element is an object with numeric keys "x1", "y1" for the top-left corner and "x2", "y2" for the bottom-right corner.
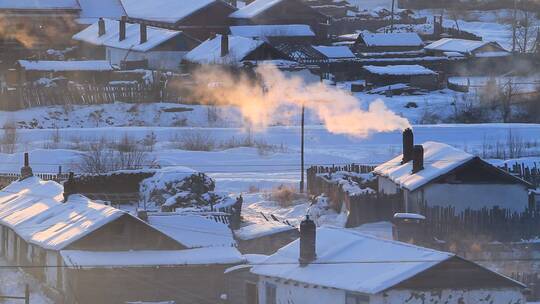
[
  {"x1": 245, "y1": 282, "x2": 258, "y2": 304},
  {"x1": 265, "y1": 282, "x2": 276, "y2": 304},
  {"x1": 346, "y1": 292, "x2": 369, "y2": 304}
]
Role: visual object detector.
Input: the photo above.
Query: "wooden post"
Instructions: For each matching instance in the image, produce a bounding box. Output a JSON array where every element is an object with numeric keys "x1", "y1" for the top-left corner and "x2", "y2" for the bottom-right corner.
[
  {"x1": 390, "y1": 0, "x2": 396, "y2": 33},
  {"x1": 300, "y1": 104, "x2": 305, "y2": 193},
  {"x1": 25, "y1": 284, "x2": 29, "y2": 304}
]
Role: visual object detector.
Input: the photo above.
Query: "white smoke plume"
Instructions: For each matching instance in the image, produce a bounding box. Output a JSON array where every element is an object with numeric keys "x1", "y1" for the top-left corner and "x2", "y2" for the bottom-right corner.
[{"x1": 191, "y1": 64, "x2": 410, "y2": 138}]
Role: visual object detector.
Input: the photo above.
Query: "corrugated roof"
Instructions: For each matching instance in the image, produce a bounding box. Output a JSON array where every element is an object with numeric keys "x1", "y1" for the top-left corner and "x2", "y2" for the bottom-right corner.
[
  {"x1": 229, "y1": 0, "x2": 283, "y2": 19},
  {"x1": 184, "y1": 35, "x2": 264, "y2": 65},
  {"x1": 361, "y1": 32, "x2": 423, "y2": 47},
  {"x1": 230, "y1": 24, "x2": 315, "y2": 38},
  {"x1": 121, "y1": 0, "x2": 217, "y2": 24},
  {"x1": 0, "y1": 0, "x2": 80, "y2": 10}
]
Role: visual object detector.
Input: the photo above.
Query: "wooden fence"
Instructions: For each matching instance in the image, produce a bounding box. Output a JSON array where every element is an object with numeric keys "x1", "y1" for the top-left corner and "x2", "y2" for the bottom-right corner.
[
  {"x1": 0, "y1": 83, "x2": 189, "y2": 111},
  {"x1": 422, "y1": 205, "x2": 540, "y2": 242},
  {"x1": 511, "y1": 272, "x2": 540, "y2": 301},
  {"x1": 0, "y1": 172, "x2": 69, "y2": 188},
  {"x1": 501, "y1": 162, "x2": 540, "y2": 187}
]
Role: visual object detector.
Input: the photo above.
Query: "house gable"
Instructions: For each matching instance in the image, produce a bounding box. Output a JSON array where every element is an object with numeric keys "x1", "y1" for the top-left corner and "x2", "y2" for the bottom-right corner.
[
  {"x1": 177, "y1": 1, "x2": 236, "y2": 27},
  {"x1": 391, "y1": 256, "x2": 524, "y2": 290},
  {"x1": 66, "y1": 214, "x2": 186, "y2": 251},
  {"x1": 254, "y1": 0, "x2": 326, "y2": 25}
]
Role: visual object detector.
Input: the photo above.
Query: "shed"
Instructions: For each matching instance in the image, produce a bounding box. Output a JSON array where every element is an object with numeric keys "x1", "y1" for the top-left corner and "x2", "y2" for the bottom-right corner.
[
  {"x1": 424, "y1": 38, "x2": 510, "y2": 58},
  {"x1": 354, "y1": 32, "x2": 424, "y2": 53},
  {"x1": 363, "y1": 64, "x2": 438, "y2": 89},
  {"x1": 73, "y1": 18, "x2": 200, "y2": 70},
  {"x1": 234, "y1": 221, "x2": 298, "y2": 255},
  {"x1": 373, "y1": 138, "x2": 533, "y2": 214},
  {"x1": 251, "y1": 227, "x2": 526, "y2": 304},
  {"x1": 312, "y1": 45, "x2": 355, "y2": 60}
]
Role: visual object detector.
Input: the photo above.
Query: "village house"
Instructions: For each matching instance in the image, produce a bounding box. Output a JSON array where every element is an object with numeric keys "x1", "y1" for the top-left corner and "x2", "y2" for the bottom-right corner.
[
  {"x1": 353, "y1": 32, "x2": 424, "y2": 53},
  {"x1": 0, "y1": 167, "x2": 244, "y2": 304},
  {"x1": 373, "y1": 129, "x2": 534, "y2": 214},
  {"x1": 229, "y1": 0, "x2": 329, "y2": 41},
  {"x1": 424, "y1": 38, "x2": 510, "y2": 58},
  {"x1": 183, "y1": 34, "x2": 287, "y2": 66},
  {"x1": 15, "y1": 59, "x2": 116, "y2": 84},
  {"x1": 249, "y1": 218, "x2": 526, "y2": 304},
  {"x1": 73, "y1": 17, "x2": 200, "y2": 70},
  {"x1": 362, "y1": 64, "x2": 439, "y2": 90},
  {"x1": 121, "y1": 0, "x2": 236, "y2": 40}
]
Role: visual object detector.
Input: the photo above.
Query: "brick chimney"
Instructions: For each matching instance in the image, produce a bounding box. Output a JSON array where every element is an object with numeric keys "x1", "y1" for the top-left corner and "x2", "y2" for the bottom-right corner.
[
  {"x1": 299, "y1": 215, "x2": 316, "y2": 266},
  {"x1": 221, "y1": 34, "x2": 229, "y2": 57},
  {"x1": 119, "y1": 16, "x2": 127, "y2": 41},
  {"x1": 19, "y1": 152, "x2": 33, "y2": 180},
  {"x1": 63, "y1": 172, "x2": 75, "y2": 202},
  {"x1": 412, "y1": 145, "x2": 424, "y2": 173},
  {"x1": 402, "y1": 128, "x2": 414, "y2": 164},
  {"x1": 140, "y1": 24, "x2": 147, "y2": 44},
  {"x1": 98, "y1": 17, "x2": 106, "y2": 37}
]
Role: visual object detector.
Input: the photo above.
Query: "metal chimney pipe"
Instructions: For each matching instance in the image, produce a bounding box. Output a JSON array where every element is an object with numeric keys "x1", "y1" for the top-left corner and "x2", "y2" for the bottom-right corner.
[
  {"x1": 119, "y1": 16, "x2": 127, "y2": 41},
  {"x1": 24, "y1": 152, "x2": 29, "y2": 167},
  {"x1": 140, "y1": 24, "x2": 147, "y2": 44},
  {"x1": 221, "y1": 34, "x2": 229, "y2": 57},
  {"x1": 98, "y1": 18, "x2": 106, "y2": 36},
  {"x1": 402, "y1": 128, "x2": 414, "y2": 164},
  {"x1": 412, "y1": 145, "x2": 424, "y2": 173},
  {"x1": 299, "y1": 215, "x2": 316, "y2": 266}
]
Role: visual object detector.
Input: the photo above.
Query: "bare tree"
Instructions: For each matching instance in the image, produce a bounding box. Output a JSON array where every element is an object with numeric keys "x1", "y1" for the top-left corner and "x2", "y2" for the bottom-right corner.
[{"x1": 511, "y1": 7, "x2": 538, "y2": 53}]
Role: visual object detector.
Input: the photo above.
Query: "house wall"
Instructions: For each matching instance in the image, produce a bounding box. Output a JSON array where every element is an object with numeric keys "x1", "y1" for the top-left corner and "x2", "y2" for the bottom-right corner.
[
  {"x1": 378, "y1": 176, "x2": 400, "y2": 194},
  {"x1": 371, "y1": 288, "x2": 524, "y2": 304},
  {"x1": 6, "y1": 228, "x2": 16, "y2": 261},
  {"x1": 225, "y1": 268, "x2": 259, "y2": 304},
  {"x1": 106, "y1": 47, "x2": 187, "y2": 70},
  {"x1": 258, "y1": 277, "x2": 347, "y2": 304},
  {"x1": 408, "y1": 183, "x2": 530, "y2": 213}
]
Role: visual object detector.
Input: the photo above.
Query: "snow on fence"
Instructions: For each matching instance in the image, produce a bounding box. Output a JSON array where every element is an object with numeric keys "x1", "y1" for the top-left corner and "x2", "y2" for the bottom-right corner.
[{"x1": 0, "y1": 172, "x2": 69, "y2": 188}]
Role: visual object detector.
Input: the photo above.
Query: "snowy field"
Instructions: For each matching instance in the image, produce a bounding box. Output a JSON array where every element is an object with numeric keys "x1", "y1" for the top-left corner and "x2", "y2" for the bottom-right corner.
[{"x1": 1, "y1": 123, "x2": 540, "y2": 192}]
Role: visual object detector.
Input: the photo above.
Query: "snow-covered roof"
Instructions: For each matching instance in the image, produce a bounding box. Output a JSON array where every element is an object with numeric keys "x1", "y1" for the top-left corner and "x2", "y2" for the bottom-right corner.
[
  {"x1": 0, "y1": 0, "x2": 80, "y2": 10},
  {"x1": 18, "y1": 60, "x2": 114, "y2": 72},
  {"x1": 360, "y1": 32, "x2": 423, "y2": 47},
  {"x1": 373, "y1": 141, "x2": 475, "y2": 191},
  {"x1": 0, "y1": 177, "x2": 124, "y2": 250},
  {"x1": 73, "y1": 18, "x2": 183, "y2": 52},
  {"x1": 61, "y1": 247, "x2": 244, "y2": 268},
  {"x1": 251, "y1": 227, "x2": 453, "y2": 294},
  {"x1": 121, "y1": 0, "x2": 218, "y2": 24},
  {"x1": 77, "y1": 0, "x2": 125, "y2": 24},
  {"x1": 229, "y1": 0, "x2": 283, "y2": 19},
  {"x1": 230, "y1": 25, "x2": 315, "y2": 38},
  {"x1": 148, "y1": 214, "x2": 237, "y2": 248},
  {"x1": 312, "y1": 45, "x2": 355, "y2": 59},
  {"x1": 424, "y1": 38, "x2": 508, "y2": 55},
  {"x1": 184, "y1": 35, "x2": 264, "y2": 65},
  {"x1": 364, "y1": 64, "x2": 436, "y2": 76},
  {"x1": 235, "y1": 222, "x2": 295, "y2": 241}
]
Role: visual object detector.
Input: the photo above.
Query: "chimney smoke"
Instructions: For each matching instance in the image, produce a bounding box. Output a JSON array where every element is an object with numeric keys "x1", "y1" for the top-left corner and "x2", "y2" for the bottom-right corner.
[
  {"x1": 299, "y1": 215, "x2": 316, "y2": 266},
  {"x1": 221, "y1": 34, "x2": 229, "y2": 57},
  {"x1": 402, "y1": 128, "x2": 414, "y2": 164},
  {"x1": 140, "y1": 24, "x2": 147, "y2": 44},
  {"x1": 119, "y1": 16, "x2": 127, "y2": 41},
  {"x1": 412, "y1": 145, "x2": 424, "y2": 173},
  {"x1": 98, "y1": 18, "x2": 106, "y2": 37}
]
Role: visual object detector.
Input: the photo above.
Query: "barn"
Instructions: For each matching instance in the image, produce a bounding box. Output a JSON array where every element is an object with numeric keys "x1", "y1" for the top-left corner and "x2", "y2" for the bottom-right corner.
[
  {"x1": 373, "y1": 129, "x2": 534, "y2": 214},
  {"x1": 250, "y1": 223, "x2": 526, "y2": 304},
  {"x1": 0, "y1": 176, "x2": 244, "y2": 304},
  {"x1": 73, "y1": 18, "x2": 200, "y2": 70},
  {"x1": 121, "y1": 0, "x2": 236, "y2": 40}
]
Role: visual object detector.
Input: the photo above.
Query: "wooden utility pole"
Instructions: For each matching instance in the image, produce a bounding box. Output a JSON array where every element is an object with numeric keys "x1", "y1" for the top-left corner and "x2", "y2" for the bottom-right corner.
[
  {"x1": 300, "y1": 103, "x2": 305, "y2": 193},
  {"x1": 390, "y1": 0, "x2": 396, "y2": 33}
]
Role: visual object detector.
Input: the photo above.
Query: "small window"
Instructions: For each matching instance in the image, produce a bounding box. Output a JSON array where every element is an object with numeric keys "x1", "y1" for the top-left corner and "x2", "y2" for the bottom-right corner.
[
  {"x1": 346, "y1": 292, "x2": 369, "y2": 304},
  {"x1": 265, "y1": 282, "x2": 276, "y2": 304}
]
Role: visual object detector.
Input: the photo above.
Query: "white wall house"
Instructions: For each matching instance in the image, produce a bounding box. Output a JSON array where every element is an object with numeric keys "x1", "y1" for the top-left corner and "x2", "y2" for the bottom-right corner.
[
  {"x1": 251, "y1": 227, "x2": 526, "y2": 304},
  {"x1": 373, "y1": 132, "x2": 533, "y2": 213},
  {"x1": 73, "y1": 18, "x2": 200, "y2": 70}
]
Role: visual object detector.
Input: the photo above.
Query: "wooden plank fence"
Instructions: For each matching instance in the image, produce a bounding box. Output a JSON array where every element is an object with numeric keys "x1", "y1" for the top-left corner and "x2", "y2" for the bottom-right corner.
[
  {"x1": 0, "y1": 172, "x2": 69, "y2": 189},
  {"x1": 501, "y1": 162, "x2": 540, "y2": 187},
  {"x1": 511, "y1": 272, "x2": 540, "y2": 301},
  {"x1": 0, "y1": 83, "x2": 189, "y2": 111}
]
